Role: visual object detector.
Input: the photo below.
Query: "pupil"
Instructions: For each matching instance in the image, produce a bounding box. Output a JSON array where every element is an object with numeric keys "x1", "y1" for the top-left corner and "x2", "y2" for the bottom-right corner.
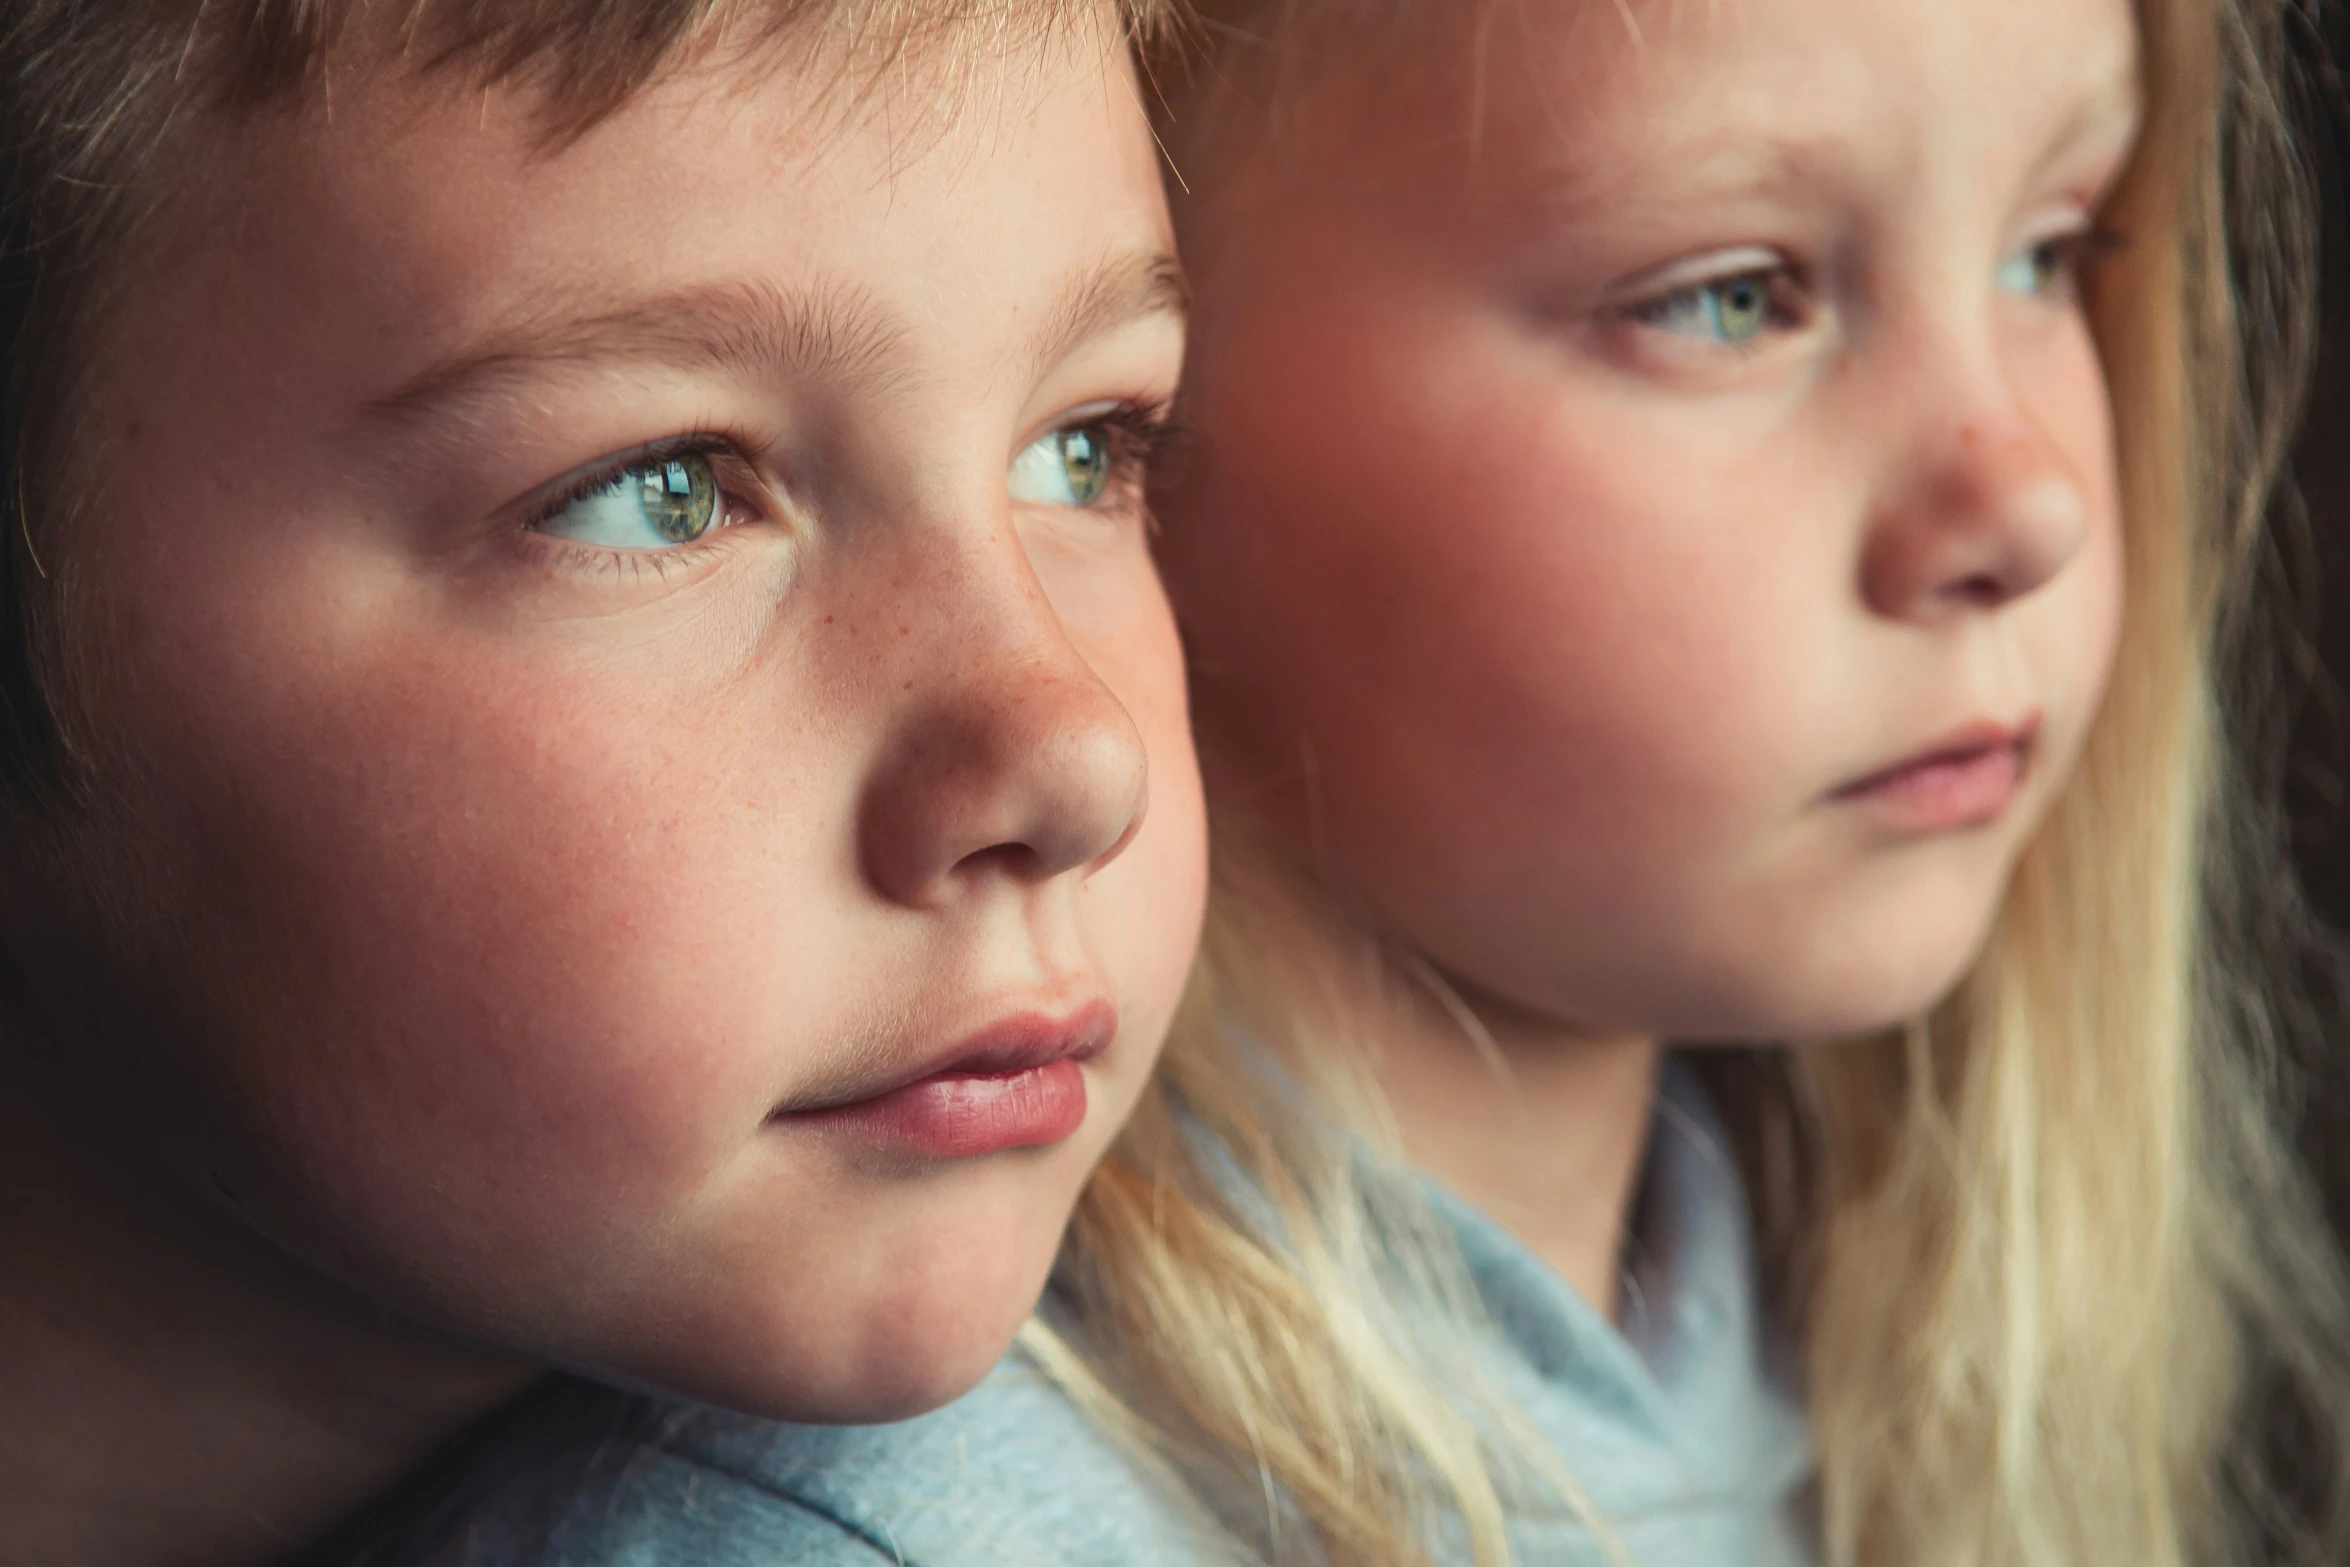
[{"x1": 1061, "y1": 428, "x2": 1111, "y2": 504}]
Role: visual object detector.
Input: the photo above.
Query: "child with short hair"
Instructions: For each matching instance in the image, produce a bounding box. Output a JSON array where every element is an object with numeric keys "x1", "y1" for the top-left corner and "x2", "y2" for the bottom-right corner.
[{"x1": 0, "y1": 2, "x2": 1201, "y2": 1562}]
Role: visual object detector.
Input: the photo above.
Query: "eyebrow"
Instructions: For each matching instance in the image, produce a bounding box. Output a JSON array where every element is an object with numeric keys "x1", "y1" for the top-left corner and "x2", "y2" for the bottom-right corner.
[
  {"x1": 1521, "y1": 56, "x2": 2142, "y2": 229},
  {"x1": 1516, "y1": 125, "x2": 1872, "y2": 233},
  {"x1": 364, "y1": 278, "x2": 907, "y2": 424},
  {"x1": 365, "y1": 249, "x2": 1189, "y2": 426},
  {"x1": 2030, "y1": 65, "x2": 2144, "y2": 181},
  {"x1": 1024, "y1": 250, "x2": 1190, "y2": 386}
]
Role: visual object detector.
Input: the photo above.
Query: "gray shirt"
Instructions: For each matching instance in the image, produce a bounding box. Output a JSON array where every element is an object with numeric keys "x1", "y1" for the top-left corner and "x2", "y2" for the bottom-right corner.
[{"x1": 390, "y1": 1064, "x2": 1813, "y2": 1566}]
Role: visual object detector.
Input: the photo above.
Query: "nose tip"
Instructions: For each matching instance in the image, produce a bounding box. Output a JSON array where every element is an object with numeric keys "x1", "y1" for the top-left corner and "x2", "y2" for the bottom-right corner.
[
  {"x1": 1860, "y1": 417, "x2": 2093, "y2": 622},
  {"x1": 860, "y1": 656, "x2": 1152, "y2": 907}
]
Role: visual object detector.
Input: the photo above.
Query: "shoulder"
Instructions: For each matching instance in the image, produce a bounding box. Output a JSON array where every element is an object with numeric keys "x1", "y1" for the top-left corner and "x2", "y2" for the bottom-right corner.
[
  {"x1": 397, "y1": 1356, "x2": 1220, "y2": 1567},
  {"x1": 669, "y1": 1352, "x2": 1219, "y2": 1566},
  {"x1": 412, "y1": 1443, "x2": 902, "y2": 1566}
]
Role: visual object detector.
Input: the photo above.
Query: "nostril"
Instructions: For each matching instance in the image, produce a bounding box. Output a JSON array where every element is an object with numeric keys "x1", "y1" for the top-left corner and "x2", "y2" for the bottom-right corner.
[
  {"x1": 952, "y1": 840, "x2": 1045, "y2": 881},
  {"x1": 1953, "y1": 570, "x2": 2012, "y2": 609}
]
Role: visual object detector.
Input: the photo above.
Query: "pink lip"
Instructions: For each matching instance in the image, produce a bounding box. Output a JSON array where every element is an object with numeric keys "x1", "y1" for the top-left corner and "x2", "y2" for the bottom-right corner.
[
  {"x1": 773, "y1": 1000, "x2": 1116, "y2": 1159},
  {"x1": 1829, "y1": 714, "x2": 2042, "y2": 831}
]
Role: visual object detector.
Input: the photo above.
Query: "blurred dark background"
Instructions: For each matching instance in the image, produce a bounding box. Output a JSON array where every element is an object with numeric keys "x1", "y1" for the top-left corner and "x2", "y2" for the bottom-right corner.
[
  {"x1": 2123, "y1": 10, "x2": 2350, "y2": 1547},
  {"x1": 2273, "y1": 5, "x2": 2349, "y2": 1545},
  {"x1": 2287, "y1": 0, "x2": 2349, "y2": 1205},
  {"x1": 2292, "y1": 0, "x2": 2349, "y2": 856}
]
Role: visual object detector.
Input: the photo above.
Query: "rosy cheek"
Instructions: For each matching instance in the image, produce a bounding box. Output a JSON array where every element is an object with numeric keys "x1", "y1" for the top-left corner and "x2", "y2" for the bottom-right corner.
[{"x1": 154, "y1": 616, "x2": 779, "y2": 1123}]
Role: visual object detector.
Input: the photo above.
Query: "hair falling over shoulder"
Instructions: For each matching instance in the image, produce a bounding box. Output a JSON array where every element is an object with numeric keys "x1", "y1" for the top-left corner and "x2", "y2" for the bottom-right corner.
[{"x1": 1028, "y1": 0, "x2": 2350, "y2": 1562}]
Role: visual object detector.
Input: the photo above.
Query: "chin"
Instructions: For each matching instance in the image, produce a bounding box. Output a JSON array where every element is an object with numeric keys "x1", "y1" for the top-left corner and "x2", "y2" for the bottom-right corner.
[
  {"x1": 649, "y1": 1292, "x2": 1034, "y2": 1428},
  {"x1": 1638, "y1": 890, "x2": 2000, "y2": 1045},
  {"x1": 797, "y1": 1336, "x2": 1018, "y2": 1427},
  {"x1": 590, "y1": 1229, "x2": 1058, "y2": 1428},
  {"x1": 832, "y1": 1266, "x2": 1055, "y2": 1423},
  {"x1": 1762, "y1": 916, "x2": 2001, "y2": 1042}
]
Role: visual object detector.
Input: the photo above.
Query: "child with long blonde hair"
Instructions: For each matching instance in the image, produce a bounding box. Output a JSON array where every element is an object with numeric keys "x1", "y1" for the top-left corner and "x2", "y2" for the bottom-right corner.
[{"x1": 1023, "y1": 0, "x2": 2350, "y2": 1563}]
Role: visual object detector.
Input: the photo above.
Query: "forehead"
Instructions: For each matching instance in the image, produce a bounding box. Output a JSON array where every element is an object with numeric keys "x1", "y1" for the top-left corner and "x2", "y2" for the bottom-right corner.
[
  {"x1": 1308, "y1": 0, "x2": 2138, "y2": 199},
  {"x1": 103, "y1": 23, "x2": 1164, "y2": 434}
]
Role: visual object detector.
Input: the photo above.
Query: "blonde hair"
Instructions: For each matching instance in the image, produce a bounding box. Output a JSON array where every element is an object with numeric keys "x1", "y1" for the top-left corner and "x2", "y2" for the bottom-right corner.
[{"x1": 1028, "y1": 0, "x2": 2350, "y2": 1562}]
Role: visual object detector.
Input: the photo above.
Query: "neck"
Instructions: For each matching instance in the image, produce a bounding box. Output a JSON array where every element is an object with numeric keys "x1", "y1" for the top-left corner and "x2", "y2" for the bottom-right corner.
[
  {"x1": 1371, "y1": 965, "x2": 1661, "y2": 1316},
  {"x1": 1224, "y1": 852, "x2": 1664, "y2": 1316},
  {"x1": 0, "y1": 1032, "x2": 537, "y2": 1567}
]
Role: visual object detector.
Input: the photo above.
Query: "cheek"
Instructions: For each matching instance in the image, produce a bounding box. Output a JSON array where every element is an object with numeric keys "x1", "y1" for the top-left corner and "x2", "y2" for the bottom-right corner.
[
  {"x1": 68, "y1": 563, "x2": 870, "y2": 1266},
  {"x1": 1177, "y1": 281, "x2": 1825, "y2": 881}
]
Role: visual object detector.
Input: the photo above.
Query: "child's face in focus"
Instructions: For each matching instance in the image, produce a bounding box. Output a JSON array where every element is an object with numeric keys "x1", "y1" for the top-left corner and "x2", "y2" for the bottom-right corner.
[
  {"x1": 1162, "y1": 0, "x2": 2133, "y2": 1041},
  {"x1": 21, "y1": 25, "x2": 1203, "y2": 1421}
]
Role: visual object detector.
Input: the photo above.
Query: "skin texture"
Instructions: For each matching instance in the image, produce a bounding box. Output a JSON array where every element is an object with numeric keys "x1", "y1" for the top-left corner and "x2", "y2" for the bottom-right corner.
[
  {"x1": 1159, "y1": 0, "x2": 2134, "y2": 1304},
  {"x1": 0, "y1": 21, "x2": 1203, "y2": 1564}
]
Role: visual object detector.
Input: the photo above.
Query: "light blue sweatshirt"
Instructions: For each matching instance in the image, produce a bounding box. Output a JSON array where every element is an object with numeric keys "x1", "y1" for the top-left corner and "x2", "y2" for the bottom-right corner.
[{"x1": 388, "y1": 1063, "x2": 1814, "y2": 1566}]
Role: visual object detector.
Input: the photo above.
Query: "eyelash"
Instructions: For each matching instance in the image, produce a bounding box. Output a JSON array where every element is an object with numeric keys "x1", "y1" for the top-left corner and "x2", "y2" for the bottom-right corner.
[
  {"x1": 521, "y1": 428, "x2": 765, "y2": 578},
  {"x1": 519, "y1": 399, "x2": 1179, "y2": 580},
  {"x1": 1623, "y1": 264, "x2": 1809, "y2": 347},
  {"x1": 1614, "y1": 221, "x2": 2132, "y2": 351},
  {"x1": 526, "y1": 432, "x2": 742, "y2": 524},
  {"x1": 1063, "y1": 399, "x2": 1181, "y2": 510},
  {"x1": 2029, "y1": 224, "x2": 2132, "y2": 290}
]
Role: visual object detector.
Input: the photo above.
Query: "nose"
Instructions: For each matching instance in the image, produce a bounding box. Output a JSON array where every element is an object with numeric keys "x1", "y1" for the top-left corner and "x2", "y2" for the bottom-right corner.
[
  {"x1": 1857, "y1": 357, "x2": 2095, "y2": 624},
  {"x1": 858, "y1": 530, "x2": 1150, "y2": 908}
]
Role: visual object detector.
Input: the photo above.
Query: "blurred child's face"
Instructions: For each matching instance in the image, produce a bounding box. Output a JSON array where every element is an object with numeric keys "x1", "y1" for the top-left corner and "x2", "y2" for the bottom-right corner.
[
  {"x1": 19, "y1": 25, "x2": 1202, "y2": 1420},
  {"x1": 1161, "y1": 0, "x2": 2133, "y2": 1041}
]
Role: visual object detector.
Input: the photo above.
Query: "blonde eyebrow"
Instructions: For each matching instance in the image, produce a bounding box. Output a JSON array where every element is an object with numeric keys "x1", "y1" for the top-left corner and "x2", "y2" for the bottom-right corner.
[
  {"x1": 1529, "y1": 118, "x2": 1889, "y2": 214},
  {"x1": 364, "y1": 277, "x2": 909, "y2": 424},
  {"x1": 1517, "y1": 49, "x2": 2141, "y2": 232},
  {"x1": 364, "y1": 249, "x2": 1187, "y2": 428},
  {"x1": 1026, "y1": 249, "x2": 1189, "y2": 383},
  {"x1": 2030, "y1": 64, "x2": 2144, "y2": 184}
]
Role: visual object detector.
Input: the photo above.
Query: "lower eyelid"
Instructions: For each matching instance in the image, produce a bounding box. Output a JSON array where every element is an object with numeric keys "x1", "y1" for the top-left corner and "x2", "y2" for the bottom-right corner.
[
  {"x1": 527, "y1": 527, "x2": 745, "y2": 585},
  {"x1": 516, "y1": 479, "x2": 763, "y2": 573},
  {"x1": 1625, "y1": 266, "x2": 1801, "y2": 318}
]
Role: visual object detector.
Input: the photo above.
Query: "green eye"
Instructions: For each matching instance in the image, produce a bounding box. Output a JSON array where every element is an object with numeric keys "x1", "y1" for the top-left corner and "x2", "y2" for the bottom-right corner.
[
  {"x1": 541, "y1": 452, "x2": 719, "y2": 549},
  {"x1": 1635, "y1": 269, "x2": 1786, "y2": 345},
  {"x1": 1009, "y1": 424, "x2": 1117, "y2": 507},
  {"x1": 1996, "y1": 239, "x2": 2069, "y2": 297},
  {"x1": 1711, "y1": 277, "x2": 1770, "y2": 342}
]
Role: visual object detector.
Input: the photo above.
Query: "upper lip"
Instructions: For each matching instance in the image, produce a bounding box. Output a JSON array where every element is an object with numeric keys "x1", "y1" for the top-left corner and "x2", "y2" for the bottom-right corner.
[
  {"x1": 1828, "y1": 713, "x2": 2043, "y2": 800},
  {"x1": 771, "y1": 998, "x2": 1117, "y2": 1118}
]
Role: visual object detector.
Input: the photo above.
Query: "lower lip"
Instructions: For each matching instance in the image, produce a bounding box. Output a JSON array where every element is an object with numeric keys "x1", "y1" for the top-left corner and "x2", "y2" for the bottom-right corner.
[
  {"x1": 792, "y1": 1058, "x2": 1090, "y2": 1159},
  {"x1": 1835, "y1": 743, "x2": 2024, "y2": 830}
]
